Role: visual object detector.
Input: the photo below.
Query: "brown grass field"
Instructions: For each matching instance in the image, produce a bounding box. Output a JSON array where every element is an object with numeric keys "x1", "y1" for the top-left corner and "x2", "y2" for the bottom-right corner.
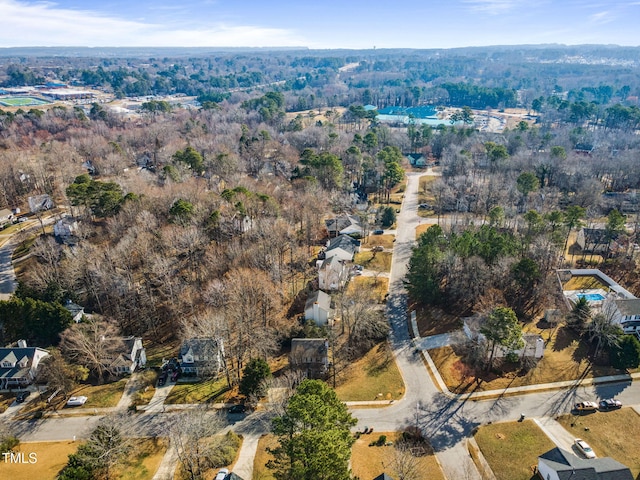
[
  {"x1": 351, "y1": 431, "x2": 445, "y2": 480},
  {"x1": 334, "y1": 342, "x2": 405, "y2": 402},
  {"x1": 474, "y1": 420, "x2": 554, "y2": 480},
  {"x1": 428, "y1": 325, "x2": 621, "y2": 393},
  {"x1": 354, "y1": 251, "x2": 393, "y2": 272},
  {"x1": 361, "y1": 233, "x2": 396, "y2": 249},
  {"x1": 556, "y1": 408, "x2": 640, "y2": 476},
  {"x1": 165, "y1": 376, "x2": 231, "y2": 404},
  {"x1": 562, "y1": 274, "x2": 611, "y2": 292},
  {"x1": 253, "y1": 434, "x2": 278, "y2": 480},
  {"x1": 0, "y1": 437, "x2": 166, "y2": 480},
  {"x1": 347, "y1": 276, "x2": 389, "y2": 303}
]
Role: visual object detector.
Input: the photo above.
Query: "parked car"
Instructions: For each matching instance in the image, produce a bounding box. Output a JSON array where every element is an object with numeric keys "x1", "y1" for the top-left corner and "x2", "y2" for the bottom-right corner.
[
  {"x1": 214, "y1": 467, "x2": 230, "y2": 480},
  {"x1": 15, "y1": 391, "x2": 30, "y2": 403},
  {"x1": 418, "y1": 203, "x2": 431, "y2": 209},
  {"x1": 574, "y1": 438, "x2": 596, "y2": 459},
  {"x1": 599, "y1": 398, "x2": 622, "y2": 410},
  {"x1": 228, "y1": 404, "x2": 246, "y2": 414},
  {"x1": 574, "y1": 401, "x2": 598, "y2": 412},
  {"x1": 66, "y1": 396, "x2": 88, "y2": 407},
  {"x1": 372, "y1": 229, "x2": 384, "y2": 235},
  {"x1": 371, "y1": 245, "x2": 384, "y2": 252},
  {"x1": 171, "y1": 369, "x2": 181, "y2": 382},
  {"x1": 158, "y1": 371, "x2": 168, "y2": 386}
]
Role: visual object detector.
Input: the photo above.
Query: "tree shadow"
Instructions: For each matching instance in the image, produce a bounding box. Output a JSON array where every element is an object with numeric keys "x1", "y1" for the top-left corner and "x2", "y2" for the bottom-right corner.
[{"x1": 551, "y1": 326, "x2": 577, "y2": 352}]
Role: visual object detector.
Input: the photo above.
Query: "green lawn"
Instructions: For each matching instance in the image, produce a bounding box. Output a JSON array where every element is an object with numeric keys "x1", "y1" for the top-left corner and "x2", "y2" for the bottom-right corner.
[
  {"x1": 474, "y1": 420, "x2": 554, "y2": 480},
  {"x1": 69, "y1": 378, "x2": 128, "y2": 408},
  {"x1": 164, "y1": 377, "x2": 231, "y2": 404}
]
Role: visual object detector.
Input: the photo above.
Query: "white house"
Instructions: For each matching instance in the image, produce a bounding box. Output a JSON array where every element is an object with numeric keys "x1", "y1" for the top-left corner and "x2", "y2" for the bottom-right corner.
[
  {"x1": 109, "y1": 336, "x2": 146, "y2": 375},
  {"x1": 179, "y1": 338, "x2": 224, "y2": 378},
  {"x1": 318, "y1": 255, "x2": 348, "y2": 291},
  {"x1": 0, "y1": 340, "x2": 49, "y2": 390},
  {"x1": 64, "y1": 300, "x2": 85, "y2": 323},
  {"x1": 28, "y1": 194, "x2": 54, "y2": 213},
  {"x1": 537, "y1": 447, "x2": 632, "y2": 480},
  {"x1": 304, "y1": 290, "x2": 333, "y2": 327}
]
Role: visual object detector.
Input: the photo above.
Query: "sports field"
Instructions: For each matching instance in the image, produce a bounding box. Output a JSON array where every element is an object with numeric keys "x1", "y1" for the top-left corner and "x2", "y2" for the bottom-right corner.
[{"x1": 0, "y1": 96, "x2": 50, "y2": 107}]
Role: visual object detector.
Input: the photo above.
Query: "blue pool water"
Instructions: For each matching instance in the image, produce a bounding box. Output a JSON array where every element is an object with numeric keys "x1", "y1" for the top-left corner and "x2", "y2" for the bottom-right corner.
[{"x1": 577, "y1": 293, "x2": 605, "y2": 302}]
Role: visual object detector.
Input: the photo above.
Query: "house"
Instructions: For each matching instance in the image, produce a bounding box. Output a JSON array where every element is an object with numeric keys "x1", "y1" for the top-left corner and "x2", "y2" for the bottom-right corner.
[
  {"x1": 0, "y1": 208, "x2": 14, "y2": 226},
  {"x1": 324, "y1": 234, "x2": 361, "y2": 262},
  {"x1": 576, "y1": 228, "x2": 612, "y2": 254},
  {"x1": 608, "y1": 298, "x2": 640, "y2": 337},
  {"x1": 463, "y1": 316, "x2": 544, "y2": 360},
  {"x1": 28, "y1": 194, "x2": 55, "y2": 213},
  {"x1": 305, "y1": 290, "x2": 334, "y2": 326},
  {"x1": 290, "y1": 338, "x2": 329, "y2": 379},
  {"x1": 54, "y1": 217, "x2": 79, "y2": 243},
  {"x1": 537, "y1": 447, "x2": 633, "y2": 480},
  {"x1": 318, "y1": 255, "x2": 349, "y2": 291},
  {"x1": 179, "y1": 338, "x2": 224, "y2": 378},
  {"x1": 109, "y1": 336, "x2": 146, "y2": 375},
  {"x1": 405, "y1": 153, "x2": 427, "y2": 167},
  {"x1": 325, "y1": 214, "x2": 363, "y2": 237},
  {"x1": 64, "y1": 299, "x2": 85, "y2": 323},
  {"x1": 373, "y1": 474, "x2": 394, "y2": 480},
  {"x1": 0, "y1": 340, "x2": 49, "y2": 390}
]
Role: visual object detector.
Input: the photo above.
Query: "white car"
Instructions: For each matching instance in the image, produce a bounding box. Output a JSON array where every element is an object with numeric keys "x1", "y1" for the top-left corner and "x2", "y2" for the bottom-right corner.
[
  {"x1": 214, "y1": 468, "x2": 229, "y2": 480},
  {"x1": 66, "y1": 396, "x2": 88, "y2": 407},
  {"x1": 574, "y1": 438, "x2": 596, "y2": 459}
]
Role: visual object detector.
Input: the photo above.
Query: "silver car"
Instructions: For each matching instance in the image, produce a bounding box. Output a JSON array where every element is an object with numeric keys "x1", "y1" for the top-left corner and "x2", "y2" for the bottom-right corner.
[{"x1": 574, "y1": 438, "x2": 596, "y2": 459}]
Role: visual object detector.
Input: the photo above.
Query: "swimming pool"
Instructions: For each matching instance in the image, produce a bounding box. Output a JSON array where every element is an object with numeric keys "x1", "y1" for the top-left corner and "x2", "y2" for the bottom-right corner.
[{"x1": 577, "y1": 293, "x2": 605, "y2": 302}]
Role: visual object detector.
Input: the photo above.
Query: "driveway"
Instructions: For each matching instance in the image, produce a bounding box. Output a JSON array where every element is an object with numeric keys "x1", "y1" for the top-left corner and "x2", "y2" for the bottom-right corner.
[{"x1": 143, "y1": 380, "x2": 176, "y2": 413}]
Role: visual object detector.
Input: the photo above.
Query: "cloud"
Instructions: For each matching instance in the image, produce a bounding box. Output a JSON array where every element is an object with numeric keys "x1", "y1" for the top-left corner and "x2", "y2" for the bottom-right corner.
[
  {"x1": 588, "y1": 10, "x2": 615, "y2": 24},
  {"x1": 0, "y1": 0, "x2": 304, "y2": 47},
  {"x1": 462, "y1": 0, "x2": 524, "y2": 15}
]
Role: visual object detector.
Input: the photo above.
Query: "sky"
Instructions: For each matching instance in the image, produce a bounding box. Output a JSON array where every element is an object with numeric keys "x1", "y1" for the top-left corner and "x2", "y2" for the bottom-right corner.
[{"x1": 1, "y1": 0, "x2": 640, "y2": 49}]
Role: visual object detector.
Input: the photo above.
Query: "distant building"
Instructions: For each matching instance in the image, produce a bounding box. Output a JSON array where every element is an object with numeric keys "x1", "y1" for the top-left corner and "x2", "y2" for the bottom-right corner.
[
  {"x1": 323, "y1": 234, "x2": 361, "y2": 262},
  {"x1": 64, "y1": 300, "x2": 85, "y2": 323},
  {"x1": 179, "y1": 338, "x2": 224, "y2": 378},
  {"x1": 109, "y1": 337, "x2": 146, "y2": 375},
  {"x1": 463, "y1": 316, "x2": 544, "y2": 360},
  {"x1": 54, "y1": 217, "x2": 79, "y2": 244},
  {"x1": 318, "y1": 255, "x2": 348, "y2": 291},
  {"x1": 0, "y1": 208, "x2": 14, "y2": 226}
]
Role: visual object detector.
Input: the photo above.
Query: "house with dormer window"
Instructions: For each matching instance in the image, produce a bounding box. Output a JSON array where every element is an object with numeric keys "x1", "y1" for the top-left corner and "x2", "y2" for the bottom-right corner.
[{"x1": 0, "y1": 340, "x2": 49, "y2": 390}]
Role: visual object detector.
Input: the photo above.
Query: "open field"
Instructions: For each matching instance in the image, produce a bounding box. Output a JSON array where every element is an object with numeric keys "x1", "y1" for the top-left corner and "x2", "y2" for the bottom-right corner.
[
  {"x1": 351, "y1": 431, "x2": 445, "y2": 480},
  {"x1": 334, "y1": 342, "x2": 405, "y2": 402},
  {"x1": 556, "y1": 408, "x2": 640, "y2": 476},
  {"x1": 474, "y1": 420, "x2": 554, "y2": 480},
  {"x1": 428, "y1": 325, "x2": 622, "y2": 393},
  {"x1": 354, "y1": 251, "x2": 393, "y2": 272},
  {"x1": 165, "y1": 376, "x2": 231, "y2": 404},
  {"x1": 347, "y1": 275, "x2": 389, "y2": 303}
]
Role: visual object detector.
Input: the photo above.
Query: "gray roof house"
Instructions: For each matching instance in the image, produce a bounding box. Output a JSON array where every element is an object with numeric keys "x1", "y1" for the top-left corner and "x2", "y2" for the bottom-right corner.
[
  {"x1": 28, "y1": 194, "x2": 55, "y2": 213},
  {"x1": 318, "y1": 254, "x2": 348, "y2": 291},
  {"x1": 325, "y1": 214, "x2": 363, "y2": 237},
  {"x1": 305, "y1": 290, "x2": 333, "y2": 326},
  {"x1": 64, "y1": 299, "x2": 85, "y2": 323},
  {"x1": 537, "y1": 447, "x2": 633, "y2": 480},
  {"x1": 290, "y1": 338, "x2": 329, "y2": 379},
  {"x1": 324, "y1": 234, "x2": 361, "y2": 262},
  {"x1": 179, "y1": 338, "x2": 224, "y2": 378},
  {"x1": 0, "y1": 340, "x2": 49, "y2": 390}
]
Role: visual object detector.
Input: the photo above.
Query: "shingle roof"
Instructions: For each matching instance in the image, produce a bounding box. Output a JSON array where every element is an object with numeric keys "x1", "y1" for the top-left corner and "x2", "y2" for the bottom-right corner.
[
  {"x1": 0, "y1": 347, "x2": 48, "y2": 381},
  {"x1": 325, "y1": 214, "x2": 361, "y2": 233},
  {"x1": 326, "y1": 234, "x2": 359, "y2": 255},
  {"x1": 614, "y1": 298, "x2": 640, "y2": 316},
  {"x1": 538, "y1": 448, "x2": 633, "y2": 480},
  {"x1": 306, "y1": 290, "x2": 331, "y2": 312}
]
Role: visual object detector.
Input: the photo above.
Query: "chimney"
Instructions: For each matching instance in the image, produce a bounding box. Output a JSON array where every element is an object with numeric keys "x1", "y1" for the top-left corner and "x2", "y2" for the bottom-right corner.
[
  {"x1": 313, "y1": 302, "x2": 319, "y2": 321},
  {"x1": 17, "y1": 339, "x2": 27, "y2": 348}
]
